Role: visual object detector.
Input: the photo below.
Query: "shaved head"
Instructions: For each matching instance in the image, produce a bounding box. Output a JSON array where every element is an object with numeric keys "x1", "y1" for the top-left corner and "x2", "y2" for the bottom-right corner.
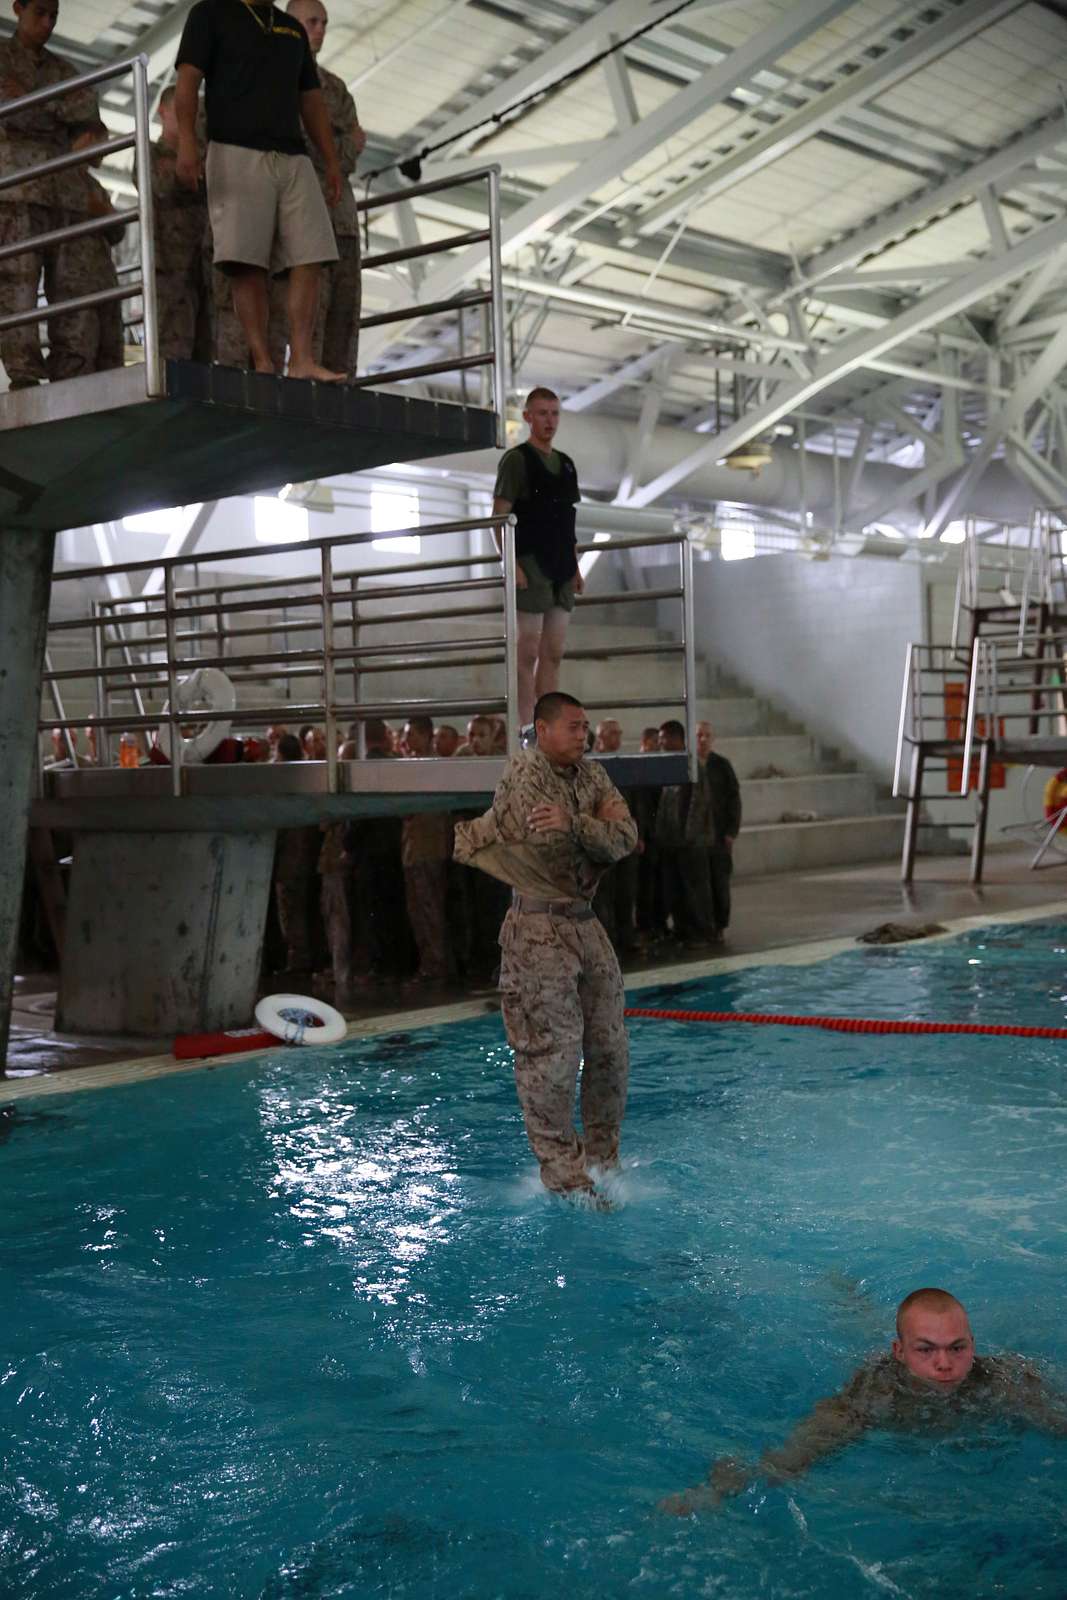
[
  {"x1": 893, "y1": 1288, "x2": 975, "y2": 1388},
  {"x1": 895, "y1": 1287, "x2": 966, "y2": 1337},
  {"x1": 287, "y1": 0, "x2": 327, "y2": 50}
]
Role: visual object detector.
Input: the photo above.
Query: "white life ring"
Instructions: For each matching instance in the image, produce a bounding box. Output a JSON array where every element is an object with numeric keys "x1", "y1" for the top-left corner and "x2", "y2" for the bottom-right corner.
[
  {"x1": 158, "y1": 667, "x2": 236, "y2": 764},
  {"x1": 254, "y1": 993, "x2": 348, "y2": 1047}
]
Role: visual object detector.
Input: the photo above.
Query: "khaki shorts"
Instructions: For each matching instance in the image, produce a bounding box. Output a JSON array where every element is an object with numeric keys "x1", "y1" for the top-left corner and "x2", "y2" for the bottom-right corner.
[
  {"x1": 516, "y1": 552, "x2": 577, "y2": 615},
  {"x1": 206, "y1": 142, "x2": 339, "y2": 274}
]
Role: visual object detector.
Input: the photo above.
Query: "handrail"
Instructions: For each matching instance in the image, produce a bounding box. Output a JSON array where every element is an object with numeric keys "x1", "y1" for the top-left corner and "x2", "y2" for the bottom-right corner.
[
  {"x1": 0, "y1": 52, "x2": 160, "y2": 398},
  {"x1": 41, "y1": 514, "x2": 698, "y2": 790},
  {"x1": 356, "y1": 164, "x2": 508, "y2": 446}
]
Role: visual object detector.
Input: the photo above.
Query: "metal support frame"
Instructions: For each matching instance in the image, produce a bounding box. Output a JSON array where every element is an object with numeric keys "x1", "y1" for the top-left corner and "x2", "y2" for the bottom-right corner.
[
  {"x1": 634, "y1": 0, "x2": 1023, "y2": 239},
  {"x1": 358, "y1": 0, "x2": 849, "y2": 369},
  {"x1": 625, "y1": 213, "x2": 1067, "y2": 509}
]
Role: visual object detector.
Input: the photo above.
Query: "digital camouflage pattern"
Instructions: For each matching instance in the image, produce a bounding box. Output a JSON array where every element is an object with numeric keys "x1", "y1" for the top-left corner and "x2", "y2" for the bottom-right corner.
[
  {"x1": 150, "y1": 136, "x2": 211, "y2": 362},
  {"x1": 455, "y1": 749, "x2": 637, "y2": 1192},
  {"x1": 0, "y1": 37, "x2": 101, "y2": 383}
]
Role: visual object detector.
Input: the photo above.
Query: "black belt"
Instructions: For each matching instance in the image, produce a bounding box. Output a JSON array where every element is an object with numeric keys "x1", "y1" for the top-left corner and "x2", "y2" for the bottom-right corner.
[{"x1": 512, "y1": 893, "x2": 595, "y2": 921}]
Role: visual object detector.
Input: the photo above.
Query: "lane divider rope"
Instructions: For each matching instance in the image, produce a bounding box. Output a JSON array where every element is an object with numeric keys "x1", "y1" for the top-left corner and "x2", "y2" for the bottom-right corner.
[{"x1": 623, "y1": 1008, "x2": 1067, "y2": 1040}]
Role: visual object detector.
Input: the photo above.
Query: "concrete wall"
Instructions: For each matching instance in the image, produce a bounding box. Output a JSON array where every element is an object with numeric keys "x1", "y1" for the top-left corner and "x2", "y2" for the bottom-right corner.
[{"x1": 684, "y1": 551, "x2": 924, "y2": 782}]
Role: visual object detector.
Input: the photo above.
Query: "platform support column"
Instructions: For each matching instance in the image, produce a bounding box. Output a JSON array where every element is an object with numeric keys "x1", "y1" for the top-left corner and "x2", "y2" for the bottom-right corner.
[
  {"x1": 0, "y1": 528, "x2": 54, "y2": 1071},
  {"x1": 56, "y1": 830, "x2": 276, "y2": 1040}
]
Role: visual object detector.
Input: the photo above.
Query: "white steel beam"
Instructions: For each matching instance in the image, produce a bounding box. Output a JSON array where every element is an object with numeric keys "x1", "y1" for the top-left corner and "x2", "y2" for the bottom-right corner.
[
  {"x1": 921, "y1": 321, "x2": 1067, "y2": 538},
  {"x1": 603, "y1": 48, "x2": 639, "y2": 131},
  {"x1": 996, "y1": 246, "x2": 1067, "y2": 333},
  {"x1": 139, "y1": 504, "x2": 215, "y2": 598},
  {"x1": 841, "y1": 421, "x2": 874, "y2": 520},
  {"x1": 360, "y1": 0, "x2": 849, "y2": 365},
  {"x1": 565, "y1": 346, "x2": 673, "y2": 411},
  {"x1": 120, "y1": 3, "x2": 197, "y2": 82},
  {"x1": 416, "y1": 0, "x2": 660, "y2": 162},
  {"x1": 632, "y1": 0, "x2": 1023, "y2": 238},
  {"x1": 623, "y1": 213, "x2": 1067, "y2": 508},
  {"x1": 797, "y1": 111, "x2": 1067, "y2": 291},
  {"x1": 977, "y1": 185, "x2": 1009, "y2": 255},
  {"x1": 616, "y1": 352, "x2": 680, "y2": 503}
]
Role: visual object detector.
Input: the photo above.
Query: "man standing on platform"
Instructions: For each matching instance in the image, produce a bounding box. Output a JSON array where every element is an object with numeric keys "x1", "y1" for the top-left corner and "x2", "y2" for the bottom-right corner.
[
  {"x1": 174, "y1": 0, "x2": 344, "y2": 381},
  {"x1": 492, "y1": 389, "x2": 584, "y2": 742},
  {"x1": 697, "y1": 719, "x2": 741, "y2": 943},
  {"x1": 0, "y1": 0, "x2": 102, "y2": 388},
  {"x1": 454, "y1": 692, "x2": 637, "y2": 1202},
  {"x1": 281, "y1": 0, "x2": 363, "y2": 375}
]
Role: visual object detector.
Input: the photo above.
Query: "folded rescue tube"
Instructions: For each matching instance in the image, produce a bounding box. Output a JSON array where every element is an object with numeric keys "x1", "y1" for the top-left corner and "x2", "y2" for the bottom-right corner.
[
  {"x1": 624, "y1": 1007, "x2": 1067, "y2": 1041},
  {"x1": 255, "y1": 993, "x2": 348, "y2": 1046}
]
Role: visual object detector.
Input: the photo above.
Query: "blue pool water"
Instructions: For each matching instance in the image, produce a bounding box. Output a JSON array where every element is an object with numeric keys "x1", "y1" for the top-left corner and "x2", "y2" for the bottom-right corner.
[{"x1": 3, "y1": 919, "x2": 1067, "y2": 1598}]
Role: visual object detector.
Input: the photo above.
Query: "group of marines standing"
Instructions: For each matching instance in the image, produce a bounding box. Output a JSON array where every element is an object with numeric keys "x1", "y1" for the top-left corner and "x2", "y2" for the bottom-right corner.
[{"x1": 0, "y1": 0, "x2": 363, "y2": 386}]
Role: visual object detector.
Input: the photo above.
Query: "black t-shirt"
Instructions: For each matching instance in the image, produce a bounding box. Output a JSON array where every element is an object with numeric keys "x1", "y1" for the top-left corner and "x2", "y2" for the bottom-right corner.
[{"x1": 176, "y1": 0, "x2": 319, "y2": 155}]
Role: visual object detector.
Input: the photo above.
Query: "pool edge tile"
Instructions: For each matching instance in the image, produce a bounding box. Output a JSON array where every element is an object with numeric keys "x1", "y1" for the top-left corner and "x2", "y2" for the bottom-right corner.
[{"x1": 2, "y1": 902, "x2": 1063, "y2": 1103}]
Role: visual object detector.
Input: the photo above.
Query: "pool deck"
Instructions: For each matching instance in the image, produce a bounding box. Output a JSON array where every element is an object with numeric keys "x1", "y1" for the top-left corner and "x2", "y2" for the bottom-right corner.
[{"x1": 5, "y1": 843, "x2": 1065, "y2": 1101}]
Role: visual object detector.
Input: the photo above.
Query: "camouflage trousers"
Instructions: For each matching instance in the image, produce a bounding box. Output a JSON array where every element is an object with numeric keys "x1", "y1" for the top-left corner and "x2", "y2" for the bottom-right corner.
[
  {"x1": 499, "y1": 907, "x2": 629, "y2": 1193},
  {"x1": 320, "y1": 869, "x2": 353, "y2": 1004},
  {"x1": 157, "y1": 264, "x2": 212, "y2": 363},
  {"x1": 404, "y1": 860, "x2": 449, "y2": 980},
  {"x1": 0, "y1": 203, "x2": 110, "y2": 383},
  {"x1": 213, "y1": 238, "x2": 361, "y2": 375}
]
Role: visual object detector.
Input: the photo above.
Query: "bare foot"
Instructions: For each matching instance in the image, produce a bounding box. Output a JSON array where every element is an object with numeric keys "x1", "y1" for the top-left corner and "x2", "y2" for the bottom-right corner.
[
  {"x1": 287, "y1": 361, "x2": 346, "y2": 383},
  {"x1": 252, "y1": 360, "x2": 277, "y2": 375}
]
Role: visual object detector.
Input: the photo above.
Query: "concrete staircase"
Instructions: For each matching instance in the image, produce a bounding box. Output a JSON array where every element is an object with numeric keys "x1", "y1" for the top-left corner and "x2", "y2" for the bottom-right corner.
[
  {"x1": 566, "y1": 635, "x2": 904, "y2": 879},
  {"x1": 43, "y1": 595, "x2": 905, "y2": 877}
]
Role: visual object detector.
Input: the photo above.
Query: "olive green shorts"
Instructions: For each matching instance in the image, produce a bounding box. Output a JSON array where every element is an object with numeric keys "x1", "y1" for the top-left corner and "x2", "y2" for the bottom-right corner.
[{"x1": 516, "y1": 552, "x2": 577, "y2": 615}]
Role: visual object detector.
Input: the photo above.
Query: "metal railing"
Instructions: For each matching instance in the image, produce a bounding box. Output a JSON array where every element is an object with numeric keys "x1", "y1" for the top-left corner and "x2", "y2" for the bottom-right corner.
[
  {"x1": 0, "y1": 54, "x2": 159, "y2": 394},
  {"x1": 354, "y1": 166, "x2": 507, "y2": 443},
  {"x1": 951, "y1": 512, "x2": 1067, "y2": 661},
  {"x1": 39, "y1": 516, "x2": 698, "y2": 793},
  {"x1": 960, "y1": 632, "x2": 1067, "y2": 793}
]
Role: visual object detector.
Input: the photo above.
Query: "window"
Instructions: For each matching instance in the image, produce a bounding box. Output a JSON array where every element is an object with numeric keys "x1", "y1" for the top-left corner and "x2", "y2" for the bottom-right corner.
[
  {"x1": 719, "y1": 522, "x2": 756, "y2": 561},
  {"x1": 254, "y1": 495, "x2": 308, "y2": 544},
  {"x1": 123, "y1": 502, "x2": 203, "y2": 536},
  {"x1": 370, "y1": 487, "x2": 421, "y2": 553},
  {"x1": 940, "y1": 521, "x2": 967, "y2": 545}
]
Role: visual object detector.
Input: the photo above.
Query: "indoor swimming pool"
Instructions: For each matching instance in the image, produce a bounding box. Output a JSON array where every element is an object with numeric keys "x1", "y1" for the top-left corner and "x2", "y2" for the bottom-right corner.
[{"x1": 3, "y1": 917, "x2": 1067, "y2": 1598}]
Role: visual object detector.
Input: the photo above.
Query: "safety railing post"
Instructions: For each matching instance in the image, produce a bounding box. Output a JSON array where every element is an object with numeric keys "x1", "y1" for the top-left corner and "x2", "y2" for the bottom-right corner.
[
  {"x1": 892, "y1": 643, "x2": 913, "y2": 798},
  {"x1": 960, "y1": 638, "x2": 983, "y2": 795},
  {"x1": 681, "y1": 537, "x2": 698, "y2": 782},
  {"x1": 351, "y1": 575, "x2": 364, "y2": 758},
  {"x1": 500, "y1": 514, "x2": 520, "y2": 755},
  {"x1": 91, "y1": 599, "x2": 110, "y2": 767},
  {"x1": 131, "y1": 54, "x2": 162, "y2": 397},
  {"x1": 164, "y1": 565, "x2": 182, "y2": 797},
  {"x1": 322, "y1": 544, "x2": 337, "y2": 793},
  {"x1": 486, "y1": 167, "x2": 508, "y2": 449}
]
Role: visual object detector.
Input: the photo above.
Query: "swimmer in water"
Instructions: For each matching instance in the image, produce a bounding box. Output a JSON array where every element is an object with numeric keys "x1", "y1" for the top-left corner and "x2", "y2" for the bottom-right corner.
[{"x1": 660, "y1": 1287, "x2": 1067, "y2": 1514}]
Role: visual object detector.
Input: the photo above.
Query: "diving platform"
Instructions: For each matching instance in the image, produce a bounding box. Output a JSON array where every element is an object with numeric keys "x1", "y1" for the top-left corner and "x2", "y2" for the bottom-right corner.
[
  {"x1": 31, "y1": 752, "x2": 688, "y2": 834},
  {"x1": 0, "y1": 361, "x2": 498, "y2": 533}
]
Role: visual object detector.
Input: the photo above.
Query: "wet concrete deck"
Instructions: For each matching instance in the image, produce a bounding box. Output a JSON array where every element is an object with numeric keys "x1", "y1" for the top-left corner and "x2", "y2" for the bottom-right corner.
[{"x1": 6, "y1": 843, "x2": 1064, "y2": 1089}]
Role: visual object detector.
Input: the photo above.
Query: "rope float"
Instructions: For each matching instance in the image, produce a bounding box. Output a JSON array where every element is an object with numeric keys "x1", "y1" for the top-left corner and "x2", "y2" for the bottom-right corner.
[{"x1": 623, "y1": 1007, "x2": 1067, "y2": 1041}]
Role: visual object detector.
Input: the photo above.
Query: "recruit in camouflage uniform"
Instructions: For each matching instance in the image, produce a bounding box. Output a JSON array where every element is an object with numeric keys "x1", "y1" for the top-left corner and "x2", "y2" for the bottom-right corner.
[
  {"x1": 54, "y1": 148, "x2": 125, "y2": 376},
  {"x1": 454, "y1": 709, "x2": 637, "y2": 1196},
  {"x1": 0, "y1": 10, "x2": 102, "y2": 386},
  {"x1": 149, "y1": 102, "x2": 211, "y2": 363},
  {"x1": 217, "y1": 55, "x2": 363, "y2": 373}
]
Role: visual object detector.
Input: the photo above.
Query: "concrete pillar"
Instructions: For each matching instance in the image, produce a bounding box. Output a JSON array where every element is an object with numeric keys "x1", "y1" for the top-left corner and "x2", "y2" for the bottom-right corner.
[
  {"x1": 0, "y1": 528, "x2": 55, "y2": 1071},
  {"x1": 56, "y1": 830, "x2": 276, "y2": 1039}
]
